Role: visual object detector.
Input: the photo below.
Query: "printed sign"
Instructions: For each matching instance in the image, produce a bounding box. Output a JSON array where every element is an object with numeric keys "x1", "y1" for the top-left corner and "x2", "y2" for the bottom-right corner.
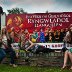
[{"x1": 6, "y1": 12, "x2": 72, "y2": 33}]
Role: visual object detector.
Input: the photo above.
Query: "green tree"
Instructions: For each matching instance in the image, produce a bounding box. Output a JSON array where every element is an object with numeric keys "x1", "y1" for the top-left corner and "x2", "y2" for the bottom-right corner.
[
  {"x1": 46, "y1": 10, "x2": 48, "y2": 13},
  {"x1": 7, "y1": 7, "x2": 27, "y2": 14}
]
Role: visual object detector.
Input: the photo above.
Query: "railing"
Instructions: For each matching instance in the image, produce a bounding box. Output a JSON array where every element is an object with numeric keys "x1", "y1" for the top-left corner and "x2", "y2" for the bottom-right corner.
[
  {"x1": 18, "y1": 50, "x2": 64, "y2": 66},
  {"x1": 3, "y1": 50, "x2": 65, "y2": 67}
]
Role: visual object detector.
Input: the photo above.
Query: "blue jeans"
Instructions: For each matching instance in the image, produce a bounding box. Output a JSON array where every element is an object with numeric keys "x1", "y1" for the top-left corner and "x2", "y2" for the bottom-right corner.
[
  {"x1": 0, "y1": 48, "x2": 6, "y2": 62},
  {"x1": 3, "y1": 48, "x2": 16, "y2": 64}
]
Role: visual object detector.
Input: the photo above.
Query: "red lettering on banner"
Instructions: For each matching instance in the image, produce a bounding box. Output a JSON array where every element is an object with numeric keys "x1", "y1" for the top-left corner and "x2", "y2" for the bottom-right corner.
[
  {"x1": 35, "y1": 43, "x2": 72, "y2": 49},
  {"x1": 58, "y1": 44, "x2": 60, "y2": 47},
  {"x1": 48, "y1": 45, "x2": 50, "y2": 48},
  {"x1": 55, "y1": 44, "x2": 57, "y2": 47},
  {"x1": 61, "y1": 44, "x2": 63, "y2": 47},
  {"x1": 52, "y1": 45, "x2": 54, "y2": 47}
]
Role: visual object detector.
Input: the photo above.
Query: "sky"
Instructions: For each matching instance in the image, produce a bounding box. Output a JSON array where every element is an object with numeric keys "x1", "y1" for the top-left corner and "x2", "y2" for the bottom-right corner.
[{"x1": 0, "y1": 0, "x2": 72, "y2": 14}]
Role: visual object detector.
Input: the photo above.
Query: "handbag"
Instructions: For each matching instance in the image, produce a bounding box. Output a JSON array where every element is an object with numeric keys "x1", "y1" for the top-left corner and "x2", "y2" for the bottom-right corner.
[
  {"x1": 69, "y1": 48, "x2": 72, "y2": 53},
  {"x1": 31, "y1": 38, "x2": 36, "y2": 43}
]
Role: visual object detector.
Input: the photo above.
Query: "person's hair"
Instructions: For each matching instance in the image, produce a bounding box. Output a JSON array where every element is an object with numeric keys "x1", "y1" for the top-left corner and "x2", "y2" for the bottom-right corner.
[
  {"x1": 63, "y1": 25, "x2": 72, "y2": 44},
  {"x1": 1, "y1": 28, "x2": 9, "y2": 39},
  {"x1": 1, "y1": 28, "x2": 7, "y2": 35},
  {"x1": 69, "y1": 27, "x2": 72, "y2": 43}
]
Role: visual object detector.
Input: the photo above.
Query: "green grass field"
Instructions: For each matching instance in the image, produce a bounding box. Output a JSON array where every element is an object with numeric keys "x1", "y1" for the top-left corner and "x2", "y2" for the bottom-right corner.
[{"x1": 0, "y1": 64, "x2": 72, "y2": 72}]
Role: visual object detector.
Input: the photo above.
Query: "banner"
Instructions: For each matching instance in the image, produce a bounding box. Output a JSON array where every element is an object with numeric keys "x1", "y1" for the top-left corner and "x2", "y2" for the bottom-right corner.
[
  {"x1": 36, "y1": 43, "x2": 72, "y2": 49},
  {"x1": 6, "y1": 12, "x2": 72, "y2": 33}
]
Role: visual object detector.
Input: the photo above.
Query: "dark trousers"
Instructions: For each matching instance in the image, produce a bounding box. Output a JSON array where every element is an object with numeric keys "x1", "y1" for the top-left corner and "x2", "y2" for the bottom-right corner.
[
  {"x1": 3, "y1": 48, "x2": 16, "y2": 64},
  {"x1": 0, "y1": 48, "x2": 6, "y2": 62},
  {"x1": 28, "y1": 45, "x2": 52, "y2": 54}
]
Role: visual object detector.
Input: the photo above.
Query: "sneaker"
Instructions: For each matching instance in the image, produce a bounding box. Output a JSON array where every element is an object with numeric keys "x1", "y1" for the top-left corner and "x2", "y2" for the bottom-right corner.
[
  {"x1": 61, "y1": 65, "x2": 67, "y2": 70},
  {"x1": 25, "y1": 49, "x2": 29, "y2": 52},
  {"x1": 69, "y1": 66, "x2": 72, "y2": 70},
  {"x1": 12, "y1": 64, "x2": 17, "y2": 67},
  {"x1": 10, "y1": 63, "x2": 13, "y2": 66}
]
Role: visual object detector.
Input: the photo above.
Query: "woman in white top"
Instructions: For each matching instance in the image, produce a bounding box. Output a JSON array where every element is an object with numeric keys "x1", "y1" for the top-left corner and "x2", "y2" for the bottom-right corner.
[
  {"x1": 1, "y1": 27, "x2": 17, "y2": 67},
  {"x1": 62, "y1": 24, "x2": 72, "y2": 70}
]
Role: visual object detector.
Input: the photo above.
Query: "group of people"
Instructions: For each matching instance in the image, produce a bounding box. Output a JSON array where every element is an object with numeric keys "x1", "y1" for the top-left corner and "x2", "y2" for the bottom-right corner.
[
  {"x1": 0, "y1": 24, "x2": 72, "y2": 70},
  {"x1": 23, "y1": 28, "x2": 68, "y2": 43}
]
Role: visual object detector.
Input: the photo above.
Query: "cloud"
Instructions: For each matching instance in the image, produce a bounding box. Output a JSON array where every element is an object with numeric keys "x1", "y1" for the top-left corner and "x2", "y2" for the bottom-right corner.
[
  {"x1": 1, "y1": 0, "x2": 72, "y2": 13},
  {"x1": 55, "y1": 0, "x2": 72, "y2": 6},
  {"x1": 6, "y1": 0, "x2": 72, "y2": 7},
  {"x1": 1, "y1": 0, "x2": 54, "y2": 6},
  {"x1": 1, "y1": 0, "x2": 72, "y2": 8},
  {"x1": 0, "y1": 0, "x2": 12, "y2": 6},
  {"x1": 4, "y1": 0, "x2": 55, "y2": 12}
]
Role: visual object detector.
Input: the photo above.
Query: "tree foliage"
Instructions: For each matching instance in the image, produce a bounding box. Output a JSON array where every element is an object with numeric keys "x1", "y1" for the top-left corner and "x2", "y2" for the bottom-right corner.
[
  {"x1": 0, "y1": 6, "x2": 3, "y2": 14},
  {"x1": 7, "y1": 8, "x2": 27, "y2": 14},
  {"x1": 46, "y1": 10, "x2": 48, "y2": 13}
]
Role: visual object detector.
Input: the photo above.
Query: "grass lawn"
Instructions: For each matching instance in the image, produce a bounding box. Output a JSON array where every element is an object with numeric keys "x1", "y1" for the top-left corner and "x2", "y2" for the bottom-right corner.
[{"x1": 0, "y1": 64, "x2": 72, "y2": 72}]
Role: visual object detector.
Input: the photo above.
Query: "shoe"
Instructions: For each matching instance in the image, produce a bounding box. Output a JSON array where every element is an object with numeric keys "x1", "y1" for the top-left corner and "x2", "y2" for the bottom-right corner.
[
  {"x1": 12, "y1": 64, "x2": 17, "y2": 67},
  {"x1": 61, "y1": 65, "x2": 67, "y2": 69},
  {"x1": 16, "y1": 54, "x2": 19, "y2": 58},
  {"x1": 10, "y1": 63, "x2": 13, "y2": 66},
  {"x1": 69, "y1": 67, "x2": 72, "y2": 70},
  {"x1": 25, "y1": 49, "x2": 29, "y2": 52}
]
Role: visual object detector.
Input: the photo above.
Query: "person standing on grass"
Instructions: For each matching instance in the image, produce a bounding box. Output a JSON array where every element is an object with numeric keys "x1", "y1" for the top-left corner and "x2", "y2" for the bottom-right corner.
[
  {"x1": 10, "y1": 31, "x2": 19, "y2": 58},
  {"x1": 62, "y1": 24, "x2": 72, "y2": 70},
  {"x1": 0, "y1": 27, "x2": 17, "y2": 67},
  {"x1": 0, "y1": 34, "x2": 6, "y2": 63}
]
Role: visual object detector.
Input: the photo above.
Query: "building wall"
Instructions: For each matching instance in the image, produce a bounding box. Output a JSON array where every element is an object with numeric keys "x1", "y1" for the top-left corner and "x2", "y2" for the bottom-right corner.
[{"x1": 1, "y1": 13, "x2": 6, "y2": 30}]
